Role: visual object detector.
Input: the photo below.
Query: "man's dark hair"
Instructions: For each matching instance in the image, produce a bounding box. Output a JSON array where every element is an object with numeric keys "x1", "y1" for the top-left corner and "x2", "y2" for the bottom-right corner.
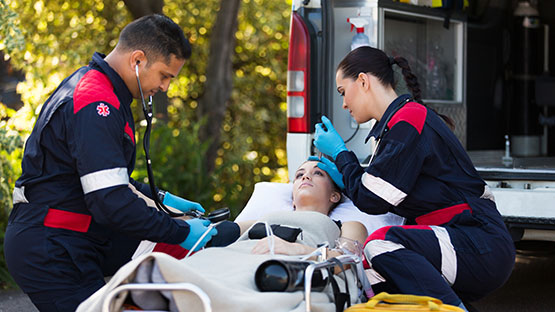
[{"x1": 118, "y1": 14, "x2": 192, "y2": 64}]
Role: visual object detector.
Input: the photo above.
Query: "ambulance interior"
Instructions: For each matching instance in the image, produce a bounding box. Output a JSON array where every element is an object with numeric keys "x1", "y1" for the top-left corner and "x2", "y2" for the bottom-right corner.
[{"x1": 325, "y1": 0, "x2": 555, "y2": 169}]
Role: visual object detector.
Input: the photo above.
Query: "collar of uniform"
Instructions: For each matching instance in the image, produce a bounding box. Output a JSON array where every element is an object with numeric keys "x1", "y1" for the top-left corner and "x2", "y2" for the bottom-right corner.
[
  {"x1": 90, "y1": 52, "x2": 133, "y2": 106},
  {"x1": 365, "y1": 93, "x2": 412, "y2": 143}
]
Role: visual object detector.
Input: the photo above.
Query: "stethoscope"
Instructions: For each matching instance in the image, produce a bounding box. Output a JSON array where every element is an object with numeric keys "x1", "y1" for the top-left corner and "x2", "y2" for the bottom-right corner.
[
  {"x1": 135, "y1": 61, "x2": 185, "y2": 218},
  {"x1": 135, "y1": 61, "x2": 230, "y2": 223}
]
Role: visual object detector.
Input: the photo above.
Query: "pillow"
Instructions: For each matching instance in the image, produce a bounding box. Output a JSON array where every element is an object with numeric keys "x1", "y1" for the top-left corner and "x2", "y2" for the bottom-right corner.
[{"x1": 235, "y1": 182, "x2": 404, "y2": 235}]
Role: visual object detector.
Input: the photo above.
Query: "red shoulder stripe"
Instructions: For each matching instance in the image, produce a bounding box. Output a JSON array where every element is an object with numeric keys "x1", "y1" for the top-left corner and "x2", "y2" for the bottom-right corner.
[
  {"x1": 73, "y1": 69, "x2": 121, "y2": 114},
  {"x1": 387, "y1": 102, "x2": 427, "y2": 134}
]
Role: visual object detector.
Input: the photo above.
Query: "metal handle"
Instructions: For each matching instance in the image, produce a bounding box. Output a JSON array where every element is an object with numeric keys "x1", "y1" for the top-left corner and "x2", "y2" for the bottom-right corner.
[
  {"x1": 304, "y1": 254, "x2": 361, "y2": 312},
  {"x1": 101, "y1": 282, "x2": 212, "y2": 312}
]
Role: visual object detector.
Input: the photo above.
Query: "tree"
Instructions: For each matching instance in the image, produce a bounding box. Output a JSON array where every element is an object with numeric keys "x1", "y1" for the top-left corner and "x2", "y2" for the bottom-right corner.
[
  {"x1": 198, "y1": 0, "x2": 241, "y2": 173},
  {"x1": 0, "y1": 0, "x2": 24, "y2": 110}
]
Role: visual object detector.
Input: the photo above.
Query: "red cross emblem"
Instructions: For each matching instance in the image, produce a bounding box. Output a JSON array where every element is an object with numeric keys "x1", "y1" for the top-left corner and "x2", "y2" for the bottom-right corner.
[{"x1": 96, "y1": 103, "x2": 110, "y2": 117}]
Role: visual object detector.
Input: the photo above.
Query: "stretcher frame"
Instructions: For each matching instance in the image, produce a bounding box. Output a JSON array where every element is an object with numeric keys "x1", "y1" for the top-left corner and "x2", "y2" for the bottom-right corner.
[
  {"x1": 101, "y1": 282, "x2": 212, "y2": 312},
  {"x1": 100, "y1": 254, "x2": 362, "y2": 312},
  {"x1": 304, "y1": 254, "x2": 362, "y2": 312}
]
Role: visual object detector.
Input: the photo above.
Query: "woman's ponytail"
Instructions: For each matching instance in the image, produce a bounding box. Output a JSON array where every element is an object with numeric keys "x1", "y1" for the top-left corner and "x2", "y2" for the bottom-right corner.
[
  {"x1": 393, "y1": 56, "x2": 455, "y2": 130},
  {"x1": 393, "y1": 57, "x2": 422, "y2": 103},
  {"x1": 337, "y1": 47, "x2": 455, "y2": 130}
]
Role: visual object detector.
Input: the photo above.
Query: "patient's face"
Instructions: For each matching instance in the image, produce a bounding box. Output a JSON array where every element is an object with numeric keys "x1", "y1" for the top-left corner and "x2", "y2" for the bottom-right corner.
[{"x1": 292, "y1": 161, "x2": 339, "y2": 215}]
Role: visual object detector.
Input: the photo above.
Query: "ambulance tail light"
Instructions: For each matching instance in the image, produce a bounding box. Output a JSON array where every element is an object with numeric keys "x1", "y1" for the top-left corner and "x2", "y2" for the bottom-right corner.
[{"x1": 287, "y1": 11, "x2": 310, "y2": 133}]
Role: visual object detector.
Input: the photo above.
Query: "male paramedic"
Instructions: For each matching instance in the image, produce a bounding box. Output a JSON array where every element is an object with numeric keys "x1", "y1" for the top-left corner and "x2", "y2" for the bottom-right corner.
[{"x1": 4, "y1": 14, "x2": 218, "y2": 311}]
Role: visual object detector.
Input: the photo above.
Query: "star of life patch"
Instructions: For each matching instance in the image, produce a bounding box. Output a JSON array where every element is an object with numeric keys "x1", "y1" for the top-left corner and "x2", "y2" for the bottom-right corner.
[{"x1": 96, "y1": 103, "x2": 110, "y2": 117}]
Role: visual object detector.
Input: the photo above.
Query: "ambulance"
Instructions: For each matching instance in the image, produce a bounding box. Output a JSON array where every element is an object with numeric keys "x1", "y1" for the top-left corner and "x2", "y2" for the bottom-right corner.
[{"x1": 285, "y1": 0, "x2": 555, "y2": 243}]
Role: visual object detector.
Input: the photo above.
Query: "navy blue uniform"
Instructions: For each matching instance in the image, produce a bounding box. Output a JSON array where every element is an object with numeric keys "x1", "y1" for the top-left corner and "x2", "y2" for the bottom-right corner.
[
  {"x1": 335, "y1": 94, "x2": 515, "y2": 305},
  {"x1": 4, "y1": 53, "x2": 191, "y2": 311}
]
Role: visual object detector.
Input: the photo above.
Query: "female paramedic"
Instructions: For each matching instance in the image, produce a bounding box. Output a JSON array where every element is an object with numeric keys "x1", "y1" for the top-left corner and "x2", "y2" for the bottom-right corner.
[{"x1": 313, "y1": 46, "x2": 515, "y2": 310}]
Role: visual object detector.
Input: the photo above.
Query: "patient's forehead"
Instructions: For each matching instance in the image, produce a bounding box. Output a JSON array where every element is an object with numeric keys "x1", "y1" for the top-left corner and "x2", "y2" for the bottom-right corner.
[
  {"x1": 295, "y1": 161, "x2": 332, "y2": 183},
  {"x1": 296, "y1": 161, "x2": 319, "y2": 172}
]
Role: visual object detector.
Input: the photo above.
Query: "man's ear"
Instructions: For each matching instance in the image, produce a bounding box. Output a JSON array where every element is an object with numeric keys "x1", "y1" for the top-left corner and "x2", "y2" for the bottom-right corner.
[{"x1": 130, "y1": 50, "x2": 147, "y2": 71}]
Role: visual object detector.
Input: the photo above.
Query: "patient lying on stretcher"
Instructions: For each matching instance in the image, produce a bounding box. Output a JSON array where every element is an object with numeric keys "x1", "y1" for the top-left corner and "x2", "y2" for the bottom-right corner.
[
  {"x1": 237, "y1": 159, "x2": 367, "y2": 259},
  {"x1": 77, "y1": 159, "x2": 369, "y2": 312}
]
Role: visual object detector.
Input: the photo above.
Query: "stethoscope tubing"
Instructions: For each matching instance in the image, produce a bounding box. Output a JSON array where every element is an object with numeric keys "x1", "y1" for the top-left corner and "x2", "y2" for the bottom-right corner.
[{"x1": 135, "y1": 64, "x2": 184, "y2": 218}]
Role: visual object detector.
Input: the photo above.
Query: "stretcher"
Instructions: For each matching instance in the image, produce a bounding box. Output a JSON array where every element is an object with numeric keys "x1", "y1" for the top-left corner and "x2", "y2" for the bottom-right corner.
[
  {"x1": 97, "y1": 253, "x2": 363, "y2": 312},
  {"x1": 78, "y1": 182, "x2": 405, "y2": 312}
]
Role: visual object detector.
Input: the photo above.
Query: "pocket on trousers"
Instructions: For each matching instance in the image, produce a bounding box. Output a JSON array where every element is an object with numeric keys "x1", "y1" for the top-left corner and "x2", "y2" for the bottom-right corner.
[
  {"x1": 46, "y1": 233, "x2": 103, "y2": 284},
  {"x1": 450, "y1": 224, "x2": 492, "y2": 255}
]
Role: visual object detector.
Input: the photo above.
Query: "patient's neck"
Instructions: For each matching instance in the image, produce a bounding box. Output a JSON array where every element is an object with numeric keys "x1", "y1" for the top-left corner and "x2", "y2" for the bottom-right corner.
[{"x1": 294, "y1": 202, "x2": 330, "y2": 216}]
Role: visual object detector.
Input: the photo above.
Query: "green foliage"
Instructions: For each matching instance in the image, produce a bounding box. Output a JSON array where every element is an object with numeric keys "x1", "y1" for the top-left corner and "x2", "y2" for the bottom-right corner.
[
  {"x1": 0, "y1": 0, "x2": 24, "y2": 53},
  {"x1": 5, "y1": 0, "x2": 130, "y2": 109},
  {"x1": 0, "y1": 103, "x2": 27, "y2": 289},
  {"x1": 162, "y1": 0, "x2": 291, "y2": 207},
  {"x1": 132, "y1": 118, "x2": 219, "y2": 209}
]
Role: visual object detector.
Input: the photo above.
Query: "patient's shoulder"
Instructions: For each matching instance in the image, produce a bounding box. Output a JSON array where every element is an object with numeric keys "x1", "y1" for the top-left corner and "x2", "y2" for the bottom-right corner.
[{"x1": 341, "y1": 221, "x2": 368, "y2": 244}]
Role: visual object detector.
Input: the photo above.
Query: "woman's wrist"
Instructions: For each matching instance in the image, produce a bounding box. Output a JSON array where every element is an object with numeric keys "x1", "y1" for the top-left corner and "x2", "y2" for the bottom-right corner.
[{"x1": 327, "y1": 248, "x2": 343, "y2": 259}]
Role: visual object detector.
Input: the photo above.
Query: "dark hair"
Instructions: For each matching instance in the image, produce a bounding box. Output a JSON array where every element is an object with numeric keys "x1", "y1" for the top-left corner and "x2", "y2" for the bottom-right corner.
[
  {"x1": 118, "y1": 14, "x2": 192, "y2": 64},
  {"x1": 337, "y1": 46, "x2": 455, "y2": 129}
]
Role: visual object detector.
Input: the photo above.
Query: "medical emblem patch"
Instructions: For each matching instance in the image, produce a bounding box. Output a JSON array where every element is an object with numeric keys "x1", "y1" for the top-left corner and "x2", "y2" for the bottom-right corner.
[{"x1": 96, "y1": 103, "x2": 110, "y2": 117}]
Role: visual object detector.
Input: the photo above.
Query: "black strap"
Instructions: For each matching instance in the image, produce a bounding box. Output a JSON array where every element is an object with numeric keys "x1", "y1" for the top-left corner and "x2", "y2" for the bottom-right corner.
[{"x1": 327, "y1": 257, "x2": 351, "y2": 312}]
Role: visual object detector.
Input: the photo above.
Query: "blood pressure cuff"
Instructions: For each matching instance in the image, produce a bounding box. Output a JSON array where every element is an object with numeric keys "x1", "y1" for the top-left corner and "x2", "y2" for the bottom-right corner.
[
  {"x1": 248, "y1": 223, "x2": 302, "y2": 243},
  {"x1": 206, "y1": 221, "x2": 241, "y2": 247}
]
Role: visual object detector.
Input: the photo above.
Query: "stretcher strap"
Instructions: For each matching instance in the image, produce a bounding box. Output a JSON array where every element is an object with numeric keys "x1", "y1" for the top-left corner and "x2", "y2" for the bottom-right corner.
[
  {"x1": 327, "y1": 257, "x2": 351, "y2": 312},
  {"x1": 264, "y1": 221, "x2": 275, "y2": 256}
]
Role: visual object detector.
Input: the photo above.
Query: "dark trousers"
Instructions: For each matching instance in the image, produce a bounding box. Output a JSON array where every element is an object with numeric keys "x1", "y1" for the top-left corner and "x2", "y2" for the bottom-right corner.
[
  {"x1": 364, "y1": 223, "x2": 515, "y2": 305},
  {"x1": 5, "y1": 221, "x2": 140, "y2": 312}
]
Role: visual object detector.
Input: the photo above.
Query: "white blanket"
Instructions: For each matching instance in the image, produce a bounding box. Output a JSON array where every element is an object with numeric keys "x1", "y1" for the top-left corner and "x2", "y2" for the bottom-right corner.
[{"x1": 77, "y1": 211, "x2": 359, "y2": 312}]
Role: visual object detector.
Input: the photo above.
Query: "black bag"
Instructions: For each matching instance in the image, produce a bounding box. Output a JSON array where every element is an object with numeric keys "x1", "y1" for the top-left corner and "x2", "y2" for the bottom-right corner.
[
  {"x1": 254, "y1": 260, "x2": 329, "y2": 292},
  {"x1": 248, "y1": 222, "x2": 302, "y2": 242}
]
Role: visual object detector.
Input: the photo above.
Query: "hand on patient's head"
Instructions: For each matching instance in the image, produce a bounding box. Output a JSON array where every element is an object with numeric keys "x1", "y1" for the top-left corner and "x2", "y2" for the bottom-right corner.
[{"x1": 307, "y1": 156, "x2": 345, "y2": 190}]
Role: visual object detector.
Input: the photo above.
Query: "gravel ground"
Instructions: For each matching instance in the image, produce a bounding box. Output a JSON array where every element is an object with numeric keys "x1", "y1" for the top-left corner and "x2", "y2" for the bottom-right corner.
[{"x1": 0, "y1": 289, "x2": 37, "y2": 312}]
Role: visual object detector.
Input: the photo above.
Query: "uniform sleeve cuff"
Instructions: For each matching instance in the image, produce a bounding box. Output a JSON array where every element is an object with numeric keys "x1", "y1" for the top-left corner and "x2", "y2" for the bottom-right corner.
[
  {"x1": 166, "y1": 218, "x2": 191, "y2": 244},
  {"x1": 335, "y1": 150, "x2": 358, "y2": 171}
]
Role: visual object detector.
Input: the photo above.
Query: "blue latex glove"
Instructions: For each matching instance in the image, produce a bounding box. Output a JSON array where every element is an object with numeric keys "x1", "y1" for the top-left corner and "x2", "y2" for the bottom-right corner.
[
  {"x1": 180, "y1": 218, "x2": 218, "y2": 252},
  {"x1": 163, "y1": 192, "x2": 205, "y2": 214},
  {"x1": 308, "y1": 156, "x2": 345, "y2": 190},
  {"x1": 314, "y1": 116, "x2": 348, "y2": 160}
]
